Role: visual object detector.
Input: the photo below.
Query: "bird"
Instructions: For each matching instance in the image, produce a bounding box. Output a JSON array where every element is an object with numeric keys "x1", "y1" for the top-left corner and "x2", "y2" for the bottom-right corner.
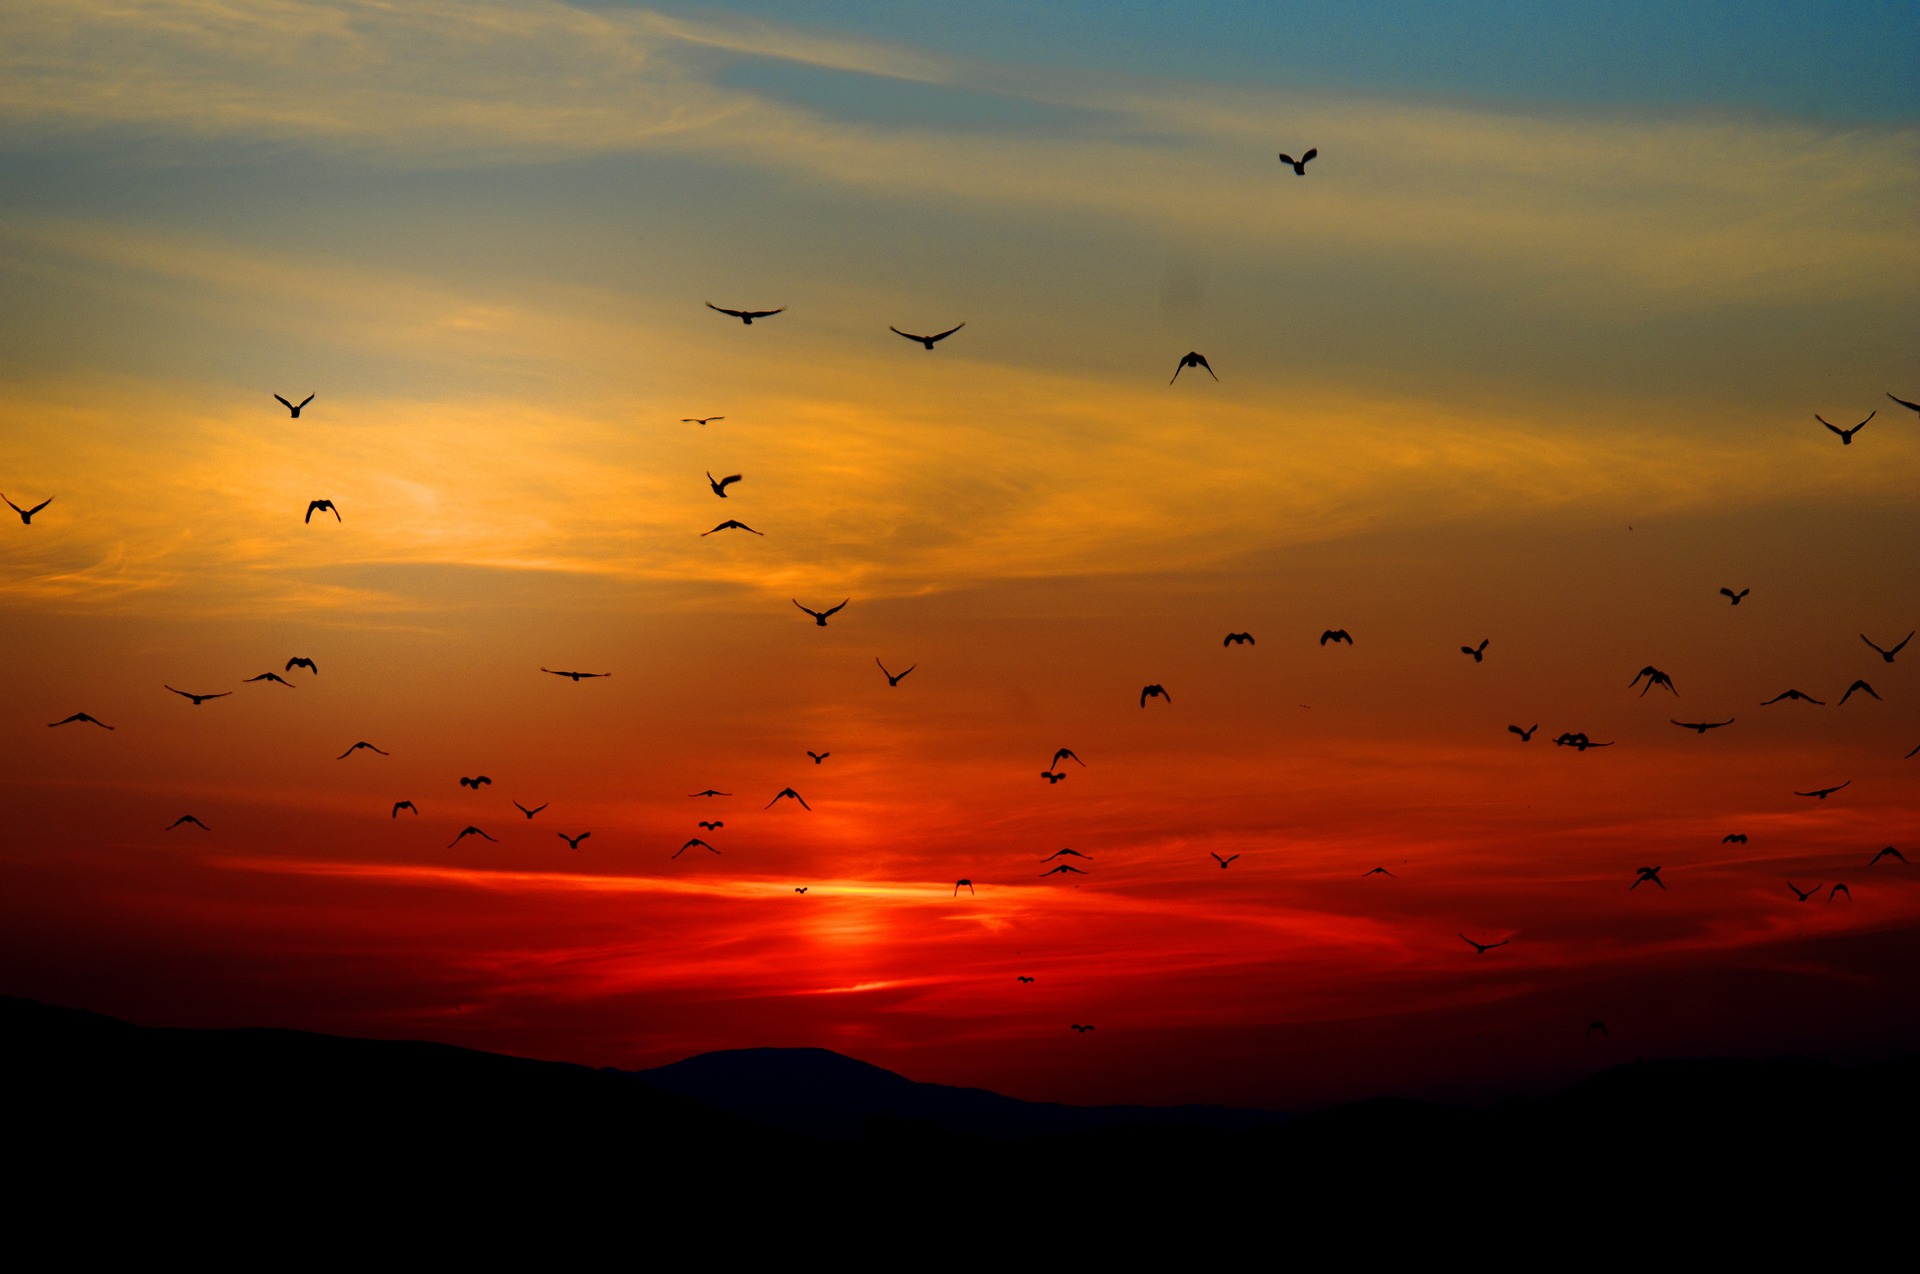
[
  {"x1": 448, "y1": 826, "x2": 498, "y2": 848},
  {"x1": 286, "y1": 657, "x2": 318, "y2": 675},
  {"x1": 1042, "y1": 864, "x2": 1088, "y2": 877},
  {"x1": 459, "y1": 775, "x2": 492, "y2": 790},
  {"x1": 558, "y1": 832, "x2": 590, "y2": 849},
  {"x1": 337, "y1": 741, "x2": 387, "y2": 759},
  {"x1": 682, "y1": 416, "x2": 724, "y2": 426},
  {"x1": 1629, "y1": 666, "x2": 1677, "y2": 696},
  {"x1": 703, "y1": 520, "x2": 763, "y2": 536},
  {"x1": 274, "y1": 393, "x2": 315, "y2": 417},
  {"x1": 1508, "y1": 724, "x2": 1538, "y2": 742},
  {"x1": 1631, "y1": 866, "x2": 1666, "y2": 890},
  {"x1": 1761, "y1": 689, "x2": 1823, "y2": 706},
  {"x1": 1017, "y1": 976, "x2": 1034, "y2": 984},
  {"x1": 243, "y1": 672, "x2": 295, "y2": 687},
  {"x1": 793, "y1": 598, "x2": 848, "y2": 626},
  {"x1": 1829, "y1": 882, "x2": 1851, "y2": 901},
  {"x1": 1169, "y1": 351, "x2": 1217, "y2": 383},
  {"x1": 689, "y1": 790, "x2": 730, "y2": 798},
  {"x1": 1720, "y1": 588, "x2": 1749, "y2": 605},
  {"x1": 1461, "y1": 639, "x2": 1489, "y2": 663},
  {"x1": 1553, "y1": 732, "x2": 1613, "y2": 750},
  {"x1": 1861, "y1": 633, "x2": 1912, "y2": 663},
  {"x1": 706, "y1": 471, "x2": 742, "y2": 498},
  {"x1": 1223, "y1": 632, "x2": 1255, "y2": 647},
  {"x1": 673, "y1": 838, "x2": 719, "y2": 858},
  {"x1": 1816, "y1": 411, "x2": 1872, "y2": 444},
  {"x1": 1070, "y1": 1024, "x2": 1095, "y2": 1033},
  {"x1": 807, "y1": 751, "x2": 829, "y2": 764},
  {"x1": 46, "y1": 709, "x2": 112, "y2": 732},
  {"x1": 876, "y1": 659, "x2": 915, "y2": 686},
  {"x1": 1839, "y1": 680, "x2": 1880, "y2": 705},
  {"x1": 1277, "y1": 147, "x2": 1317, "y2": 175},
  {"x1": 766, "y1": 787, "x2": 811, "y2": 810},
  {"x1": 793, "y1": 886, "x2": 807, "y2": 893},
  {"x1": 1459, "y1": 934, "x2": 1507, "y2": 954},
  {"x1": 2, "y1": 493, "x2": 52, "y2": 524},
  {"x1": 707, "y1": 303, "x2": 784, "y2": 325},
  {"x1": 1794, "y1": 781, "x2": 1850, "y2": 800},
  {"x1": 391, "y1": 801, "x2": 417, "y2": 818},
  {"x1": 1887, "y1": 392, "x2": 1919, "y2": 415},
  {"x1": 164, "y1": 686, "x2": 230, "y2": 705},
  {"x1": 1671, "y1": 718, "x2": 1734, "y2": 733},
  {"x1": 1364, "y1": 867, "x2": 1395, "y2": 877},
  {"x1": 542, "y1": 668, "x2": 610, "y2": 680},
  {"x1": 1051, "y1": 749, "x2": 1086, "y2": 769},
  {"x1": 1040, "y1": 771, "x2": 1065, "y2": 784},
  {"x1": 1868, "y1": 846, "x2": 1907, "y2": 866},
  {"x1": 1586, "y1": 1021, "x2": 1609, "y2": 1039},
  {"x1": 513, "y1": 801, "x2": 547, "y2": 819},
  {"x1": 304, "y1": 500, "x2": 340, "y2": 524},
  {"x1": 1211, "y1": 853, "x2": 1239, "y2": 869},
  {"x1": 1140, "y1": 684, "x2": 1171, "y2": 707},
  {"x1": 1319, "y1": 629, "x2": 1352, "y2": 645},
  {"x1": 698, "y1": 821, "x2": 723, "y2": 831},
  {"x1": 166, "y1": 815, "x2": 208, "y2": 831},
  {"x1": 1723, "y1": 833, "x2": 1747, "y2": 844},
  {"x1": 1787, "y1": 881, "x2": 1821, "y2": 902},
  {"x1": 1044, "y1": 849, "x2": 1092, "y2": 861},
  {"x1": 890, "y1": 322, "x2": 965, "y2": 349},
  {"x1": 954, "y1": 879, "x2": 974, "y2": 895},
  {"x1": 1908, "y1": 743, "x2": 1920, "y2": 759}
]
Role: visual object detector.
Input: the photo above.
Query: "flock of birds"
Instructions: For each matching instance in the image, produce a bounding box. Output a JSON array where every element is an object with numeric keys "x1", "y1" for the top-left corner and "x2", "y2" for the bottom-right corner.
[{"x1": 13, "y1": 144, "x2": 1920, "y2": 1044}]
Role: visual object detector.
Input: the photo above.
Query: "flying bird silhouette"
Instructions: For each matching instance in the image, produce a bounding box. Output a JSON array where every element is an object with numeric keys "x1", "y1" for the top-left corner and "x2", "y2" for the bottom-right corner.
[
  {"x1": 766, "y1": 787, "x2": 811, "y2": 810},
  {"x1": 166, "y1": 815, "x2": 208, "y2": 831},
  {"x1": 1816, "y1": 411, "x2": 1872, "y2": 444},
  {"x1": 459, "y1": 775, "x2": 492, "y2": 790},
  {"x1": 391, "y1": 801, "x2": 417, "y2": 818},
  {"x1": 1040, "y1": 771, "x2": 1066, "y2": 784},
  {"x1": 703, "y1": 520, "x2": 763, "y2": 536},
  {"x1": 2, "y1": 493, "x2": 52, "y2": 524},
  {"x1": 1629, "y1": 666, "x2": 1677, "y2": 696},
  {"x1": 1169, "y1": 351, "x2": 1217, "y2": 383},
  {"x1": 1839, "y1": 680, "x2": 1880, "y2": 704},
  {"x1": 164, "y1": 686, "x2": 230, "y2": 705},
  {"x1": 1907, "y1": 743, "x2": 1919, "y2": 759},
  {"x1": 793, "y1": 598, "x2": 848, "y2": 626},
  {"x1": 706, "y1": 303, "x2": 783, "y2": 324},
  {"x1": 243, "y1": 672, "x2": 295, "y2": 687},
  {"x1": 1553, "y1": 732, "x2": 1613, "y2": 750},
  {"x1": 1671, "y1": 718, "x2": 1734, "y2": 733},
  {"x1": 673, "y1": 838, "x2": 720, "y2": 858},
  {"x1": 1044, "y1": 848, "x2": 1092, "y2": 861},
  {"x1": 1830, "y1": 882, "x2": 1851, "y2": 901},
  {"x1": 1787, "y1": 882, "x2": 1820, "y2": 902},
  {"x1": 807, "y1": 751, "x2": 829, "y2": 764},
  {"x1": 1722, "y1": 833, "x2": 1747, "y2": 844},
  {"x1": 1140, "y1": 684, "x2": 1171, "y2": 707},
  {"x1": 876, "y1": 659, "x2": 915, "y2": 686},
  {"x1": 274, "y1": 393, "x2": 314, "y2": 417},
  {"x1": 1508, "y1": 724, "x2": 1538, "y2": 741},
  {"x1": 794, "y1": 886, "x2": 807, "y2": 894},
  {"x1": 1459, "y1": 934, "x2": 1507, "y2": 954},
  {"x1": 1861, "y1": 632, "x2": 1912, "y2": 663},
  {"x1": 1461, "y1": 639, "x2": 1489, "y2": 662},
  {"x1": 1223, "y1": 632, "x2": 1255, "y2": 647},
  {"x1": 1070, "y1": 1024, "x2": 1095, "y2": 1033},
  {"x1": 1017, "y1": 976, "x2": 1034, "y2": 984},
  {"x1": 698, "y1": 821, "x2": 723, "y2": 831},
  {"x1": 1719, "y1": 587, "x2": 1749, "y2": 605},
  {"x1": 1277, "y1": 147, "x2": 1317, "y2": 174},
  {"x1": 890, "y1": 322, "x2": 965, "y2": 349},
  {"x1": 1041, "y1": 864, "x2": 1088, "y2": 877},
  {"x1": 1794, "y1": 781, "x2": 1850, "y2": 800},
  {"x1": 706, "y1": 472, "x2": 742, "y2": 498},
  {"x1": 689, "y1": 790, "x2": 730, "y2": 798},
  {"x1": 1364, "y1": 867, "x2": 1395, "y2": 877},
  {"x1": 1869, "y1": 846, "x2": 1907, "y2": 866},
  {"x1": 286, "y1": 657, "x2": 318, "y2": 675},
  {"x1": 1887, "y1": 392, "x2": 1919, "y2": 415},
  {"x1": 954, "y1": 879, "x2": 973, "y2": 895},
  {"x1": 304, "y1": 500, "x2": 340, "y2": 524},
  {"x1": 1320, "y1": 629, "x2": 1352, "y2": 645},
  {"x1": 1761, "y1": 689, "x2": 1823, "y2": 705},
  {"x1": 337, "y1": 742, "x2": 387, "y2": 759},
  {"x1": 1051, "y1": 748, "x2": 1086, "y2": 769},
  {"x1": 513, "y1": 801, "x2": 547, "y2": 819},
  {"x1": 542, "y1": 668, "x2": 610, "y2": 680},
  {"x1": 447, "y1": 826, "x2": 497, "y2": 848},
  {"x1": 1631, "y1": 866, "x2": 1666, "y2": 890},
  {"x1": 682, "y1": 417, "x2": 724, "y2": 426},
  {"x1": 558, "y1": 832, "x2": 590, "y2": 849},
  {"x1": 1211, "y1": 852, "x2": 1239, "y2": 869}
]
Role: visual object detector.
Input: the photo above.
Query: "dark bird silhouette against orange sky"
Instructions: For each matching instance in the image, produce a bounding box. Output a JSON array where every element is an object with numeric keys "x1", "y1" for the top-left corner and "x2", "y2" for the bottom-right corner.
[
  {"x1": 1631, "y1": 866, "x2": 1666, "y2": 890},
  {"x1": 1720, "y1": 587, "x2": 1748, "y2": 605},
  {"x1": 1839, "y1": 680, "x2": 1880, "y2": 704},
  {"x1": 273, "y1": 393, "x2": 314, "y2": 417},
  {"x1": 513, "y1": 801, "x2": 546, "y2": 819},
  {"x1": 3, "y1": 493, "x2": 52, "y2": 524},
  {"x1": 1277, "y1": 147, "x2": 1317, "y2": 174},
  {"x1": 1672, "y1": 719, "x2": 1734, "y2": 733},
  {"x1": 703, "y1": 520, "x2": 762, "y2": 536},
  {"x1": 1762, "y1": 689, "x2": 1823, "y2": 705},
  {"x1": 1223, "y1": 632, "x2": 1255, "y2": 647},
  {"x1": 1211, "y1": 852, "x2": 1239, "y2": 869},
  {"x1": 391, "y1": 801, "x2": 417, "y2": 818},
  {"x1": 164, "y1": 686, "x2": 230, "y2": 705},
  {"x1": 166, "y1": 815, "x2": 207, "y2": 831},
  {"x1": 1795, "y1": 781, "x2": 1850, "y2": 800},
  {"x1": 674, "y1": 838, "x2": 719, "y2": 858},
  {"x1": 286, "y1": 657, "x2": 318, "y2": 675},
  {"x1": 766, "y1": 787, "x2": 811, "y2": 810},
  {"x1": 1509, "y1": 724, "x2": 1537, "y2": 741},
  {"x1": 558, "y1": 832, "x2": 590, "y2": 849},
  {"x1": 1861, "y1": 633, "x2": 1911, "y2": 663},
  {"x1": 706, "y1": 303, "x2": 783, "y2": 324},
  {"x1": 890, "y1": 322, "x2": 964, "y2": 349},
  {"x1": 1869, "y1": 846, "x2": 1907, "y2": 866},
  {"x1": 1816, "y1": 411, "x2": 1872, "y2": 444},
  {"x1": 542, "y1": 668, "x2": 610, "y2": 680},
  {"x1": 337, "y1": 741, "x2": 387, "y2": 759},
  {"x1": 706, "y1": 471, "x2": 741, "y2": 498},
  {"x1": 793, "y1": 598, "x2": 847, "y2": 625},
  {"x1": 448, "y1": 826, "x2": 497, "y2": 848},
  {"x1": 1460, "y1": 934, "x2": 1507, "y2": 954},
  {"x1": 1320, "y1": 629, "x2": 1352, "y2": 645},
  {"x1": 877, "y1": 659, "x2": 915, "y2": 686},
  {"x1": 1787, "y1": 882, "x2": 1821, "y2": 902},
  {"x1": 1140, "y1": 683, "x2": 1171, "y2": 707},
  {"x1": 304, "y1": 499, "x2": 339, "y2": 523},
  {"x1": 1461, "y1": 639, "x2": 1489, "y2": 662},
  {"x1": 243, "y1": 672, "x2": 295, "y2": 687},
  {"x1": 459, "y1": 776, "x2": 491, "y2": 790},
  {"x1": 1630, "y1": 666, "x2": 1677, "y2": 696},
  {"x1": 1169, "y1": 351, "x2": 1216, "y2": 383}
]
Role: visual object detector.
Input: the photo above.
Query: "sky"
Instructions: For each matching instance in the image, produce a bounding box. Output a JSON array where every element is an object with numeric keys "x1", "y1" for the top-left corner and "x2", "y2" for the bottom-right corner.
[{"x1": 1, "y1": 0, "x2": 1917, "y2": 1111}]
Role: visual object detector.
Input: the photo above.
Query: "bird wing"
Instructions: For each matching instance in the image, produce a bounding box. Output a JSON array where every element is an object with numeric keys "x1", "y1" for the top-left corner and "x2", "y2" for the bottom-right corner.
[
  {"x1": 898, "y1": 665, "x2": 915, "y2": 678},
  {"x1": 26, "y1": 497, "x2": 52, "y2": 515},
  {"x1": 1301, "y1": 148, "x2": 1317, "y2": 162},
  {"x1": 718, "y1": 475, "x2": 741, "y2": 490},
  {"x1": 706, "y1": 303, "x2": 742, "y2": 317},
  {"x1": 929, "y1": 322, "x2": 966, "y2": 341},
  {"x1": 1894, "y1": 632, "x2": 1915, "y2": 655},
  {"x1": 1816, "y1": 414, "x2": 1842, "y2": 434},
  {"x1": 1887, "y1": 392, "x2": 1920, "y2": 414},
  {"x1": 1277, "y1": 153, "x2": 1295, "y2": 165},
  {"x1": 888, "y1": 326, "x2": 922, "y2": 342},
  {"x1": 274, "y1": 395, "x2": 293, "y2": 410},
  {"x1": 748, "y1": 308, "x2": 784, "y2": 318},
  {"x1": 298, "y1": 394, "x2": 315, "y2": 409},
  {"x1": 0, "y1": 494, "x2": 19, "y2": 514}
]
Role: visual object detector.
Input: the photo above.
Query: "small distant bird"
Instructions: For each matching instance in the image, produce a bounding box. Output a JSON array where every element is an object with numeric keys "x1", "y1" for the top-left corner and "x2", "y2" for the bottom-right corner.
[
  {"x1": 2, "y1": 493, "x2": 52, "y2": 524},
  {"x1": 1017, "y1": 976, "x2": 1034, "y2": 984},
  {"x1": 1629, "y1": 666, "x2": 1677, "y2": 696},
  {"x1": 1829, "y1": 882, "x2": 1851, "y2": 901},
  {"x1": 1722, "y1": 833, "x2": 1747, "y2": 844},
  {"x1": 1631, "y1": 866, "x2": 1666, "y2": 891},
  {"x1": 1051, "y1": 749, "x2": 1086, "y2": 769},
  {"x1": 164, "y1": 686, "x2": 230, "y2": 705},
  {"x1": 1861, "y1": 633, "x2": 1912, "y2": 663},
  {"x1": 1671, "y1": 719, "x2": 1734, "y2": 733},
  {"x1": 1553, "y1": 732, "x2": 1613, "y2": 750},
  {"x1": 337, "y1": 741, "x2": 387, "y2": 758},
  {"x1": 459, "y1": 775, "x2": 492, "y2": 790},
  {"x1": 1761, "y1": 689, "x2": 1823, "y2": 705},
  {"x1": 1211, "y1": 853, "x2": 1239, "y2": 869},
  {"x1": 1277, "y1": 147, "x2": 1317, "y2": 175},
  {"x1": 703, "y1": 520, "x2": 762, "y2": 536},
  {"x1": 513, "y1": 801, "x2": 547, "y2": 819},
  {"x1": 682, "y1": 416, "x2": 724, "y2": 426},
  {"x1": 447, "y1": 826, "x2": 497, "y2": 848},
  {"x1": 392, "y1": 801, "x2": 417, "y2": 818},
  {"x1": 1070, "y1": 1024, "x2": 1094, "y2": 1033},
  {"x1": 1169, "y1": 352, "x2": 1217, "y2": 383},
  {"x1": 1040, "y1": 771, "x2": 1065, "y2": 784},
  {"x1": 954, "y1": 879, "x2": 974, "y2": 896},
  {"x1": 876, "y1": 659, "x2": 915, "y2": 687},
  {"x1": 673, "y1": 838, "x2": 719, "y2": 858},
  {"x1": 1044, "y1": 849, "x2": 1092, "y2": 861},
  {"x1": 1461, "y1": 639, "x2": 1489, "y2": 663},
  {"x1": 698, "y1": 821, "x2": 723, "y2": 831},
  {"x1": 1816, "y1": 411, "x2": 1872, "y2": 445},
  {"x1": 1140, "y1": 684, "x2": 1171, "y2": 707},
  {"x1": 706, "y1": 303, "x2": 784, "y2": 324},
  {"x1": 1586, "y1": 1022, "x2": 1608, "y2": 1039},
  {"x1": 794, "y1": 886, "x2": 807, "y2": 893},
  {"x1": 274, "y1": 393, "x2": 315, "y2": 417},
  {"x1": 1720, "y1": 588, "x2": 1749, "y2": 605},
  {"x1": 890, "y1": 322, "x2": 965, "y2": 349},
  {"x1": 1459, "y1": 934, "x2": 1507, "y2": 954},
  {"x1": 166, "y1": 815, "x2": 208, "y2": 831},
  {"x1": 542, "y1": 668, "x2": 610, "y2": 680},
  {"x1": 1795, "y1": 781, "x2": 1850, "y2": 800},
  {"x1": 807, "y1": 751, "x2": 829, "y2": 764},
  {"x1": 1320, "y1": 629, "x2": 1352, "y2": 646},
  {"x1": 286, "y1": 657, "x2": 318, "y2": 675},
  {"x1": 1364, "y1": 867, "x2": 1395, "y2": 877},
  {"x1": 1508, "y1": 724, "x2": 1538, "y2": 742},
  {"x1": 706, "y1": 471, "x2": 742, "y2": 498},
  {"x1": 1839, "y1": 680, "x2": 1880, "y2": 705},
  {"x1": 243, "y1": 672, "x2": 295, "y2": 687},
  {"x1": 766, "y1": 787, "x2": 811, "y2": 810},
  {"x1": 1223, "y1": 632, "x2": 1255, "y2": 647},
  {"x1": 48, "y1": 709, "x2": 112, "y2": 732},
  {"x1": 1868, "y1": 846, "x2": 1907, "y2": 866},
  {"x1": 689, "y1": 790, "x2": 730, "y2": 798},
  {"x1": 559, "y1": 832, "x2": 590, "y2": 849},
  {"x1": 304, "y1": 500, "x2": 340, "y2": 523},
  {"x1": 1787, "y1": 881, "x2": 1821, "y2": 902},
  {"x1": 1042, "y1": 864, "x2": 1088, "y2": 877},
  {"x1": 793, "y1": 598, "x2": 848, "y2": 626}
]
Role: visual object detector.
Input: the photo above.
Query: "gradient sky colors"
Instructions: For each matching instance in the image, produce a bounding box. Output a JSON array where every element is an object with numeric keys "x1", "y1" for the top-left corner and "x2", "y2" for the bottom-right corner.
[{"x1": 2, "y1": 1, "x2": 1917, "y2": 1110}]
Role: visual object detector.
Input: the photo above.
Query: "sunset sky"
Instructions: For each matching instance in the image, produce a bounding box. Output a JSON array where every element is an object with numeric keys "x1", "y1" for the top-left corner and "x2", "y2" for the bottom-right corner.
[{"x1": 1, "y1": 0, "x2": 1917, "y2": 1110}]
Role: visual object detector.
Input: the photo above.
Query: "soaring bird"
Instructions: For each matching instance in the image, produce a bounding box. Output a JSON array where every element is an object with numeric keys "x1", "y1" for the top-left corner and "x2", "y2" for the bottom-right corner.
[
  {"x1": 1070, "y1": 1024, "x2": 1095, "y2": 1033},
  {"x1": 1672, "y1": 718, "x2": 1734, "y2": 733},
  {"x1": 304, "y1": 499, "x2": 340, "y2": 523},
  {"x1": 1277, "y1": 147, "x2": 1317, "y2": 175},
  {"x1": 1553, "y1": 732, "x2": 1613, "y2": 750},
  {"x1": 1364, "y1": 866, "x2": 1395, "y2": 877},
  {"x1": 1508, "y1": 724, "x2": 1538, "y2": 742},
  {"x1": 392, "y1": 801, "x2": 417, "y2": 818},
  {"x1": 1320, "y1": 629, "x2": 1352, "y2": 645},
  {"x1": 1829, "y1": 882, "x2": 1851, "y2": 901},
  {"x1": 1041, "y1": 864, "x2": 1088, "y2": 877},
  {"x1": 890, "y1": 322, "x2": 965, "y2": 349},
  {"x1": 1817, "y1": 411, "x2": 1872, "y2": 444},
  {"x1": 766, "y1": 787, "x2": 811, "y2": 810},
  {"x1": 703, "y1": 520, "x2": 762, "y2": 536},
  {"x1": 1839, "y1": 680, "x2": 1880, "y2": 705},
  {"x1": 243, "y1": 672, "x2": 295, "y2": 687},
  {"x1": 1887, "y1": 392, "x2": 1920, "y2": 415},
  {"x1": 1017, "y1": 976, "x2": 1034, "y2": 984},
  {"x1": 1586, "y1": 1021, "x2": 1609, "y2": 1039},
  {"x1": 1629, "y1": 666, "x2": 1677, "y2": 696},
  {"x1": 1140, "y1": 684, "x2": 1171, "y2": 707},
  {"x1": 1461, "y1": 639, "x2": 1489, "y2": 663},
  {"x1": 807, "y1": 751, "x2": 829, "y2": 764},
  {"x1": 164, "y1": 686, "x2": 230, "y2": 705},
  {"x1": 1720, "y1": 587, "x2": 1749, "y2": 605},
  {"x1": 876, "y1": 659, "x2": 915, "y2": 687},
  {"x1": 274, "y1": 393, "x2": 315, "y2": 417},
  {"x1": 166, "y1": 815, "x2": 208, "y2": 831},
  {"x1": 1795, "y1": 781, "x2": 1850, "y2": 800},
  {"x1": 1044, "y1": 848, "x2": 1092, "y2": 861},
  {"x1": 682, "y1": 417, "x2": 724, "y2": 426},
  {"x1": 1040, "y1": 771, "x2": 1066, "y2": 784},
  {"x1": 706, "y1": 303, "x2": 784, "y2": 324},
  {"x1": 1869, "y1": 846, "x2": 1908, "y2": 866},
  {"x1": 706, "y1": 472, "x2": 742, "y2": 498},
  {"x1": 542, "y1": 668, "x2": 610, "y2": 680},
  {"x1": 673, "y1": 838, "x2": 719, "y2": 858},
  {"x1": 1211, "y1": 852, "x2": 1239, "y2": 869},
  {"x1": 793, "y1": 598, "x2": 848, "y2": 626},
  {"x1": 286, "y1": 657, "x2": 318, "y2": 675},
  {"x1": 337, "y1": 741, "x2": 387, "y2": 758},
  {"x1": 793, "y1": 886, "x2": 808, "y2": 894},
  {"x1": 1051, "y1": 748, "x2": 1086, "y2": 769},
  {"x1": 1459, "y1": 934, "x2": 1507, "y2": 954},
  {"x1": 1631, "y1": 866, "x2": 1666, "y2": 890},
  {"x1": 447, "y1": 826, "x2": 497, "y2": 848},
  {"x1": 1223, "y1": 632, "x2": 1255, "y2": 647},
  {"x1": 459, "y1": 775, "x2": 492, "y2": 790},
  {"x1": 559, "y1": 832, "x2": 590, "y2": 849},
  {"x1": 1722, "y1": 833, "x2": 1747, "y2": 844},
  {"x1": 1761, "y1": 689, "x2": 1823, "y2": 706},
  {"x1": 698, "y1": 821, "x2": 724, "y2": 831},
  {"x1": 954, "y1": 879, "x2": 974, "y2": 895},
  {"x1": 689, "y1": 790, "x2": 730, "y2": 798},
  {"x1": 1787, "y1": 882, "x2": 1821, "y2": 902},
  {"x1": 1170, "y1": 351, "x2": 1217, "y2": 383},
  {"x1": 2, "y1": 493, "x2": 52, "y2": 524},
  {"x1": 1861, "y1": 633, "x2": 1911, "y2": 663},
  {"x1": 513, "y1": 801, "x2": 547, "y2": 819}
]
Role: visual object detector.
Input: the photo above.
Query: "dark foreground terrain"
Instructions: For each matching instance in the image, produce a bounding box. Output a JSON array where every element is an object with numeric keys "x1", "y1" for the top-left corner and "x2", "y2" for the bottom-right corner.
[{"x1": 7, "y1": 995, "x2": 1914, "y2": 1253}]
